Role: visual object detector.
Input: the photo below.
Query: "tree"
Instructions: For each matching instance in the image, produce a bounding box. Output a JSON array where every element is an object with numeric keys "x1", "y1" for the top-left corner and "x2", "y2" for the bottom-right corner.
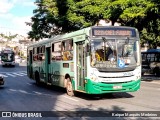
[
  {"x1": 28, "y1": 0, "x2": 51, "y2": 40},
  {"x1": 141, "y1": 0, "x2": 160, "y2": 48},
  {"x1": 28, "y1": 0, "x2": 106, "y2": 40},
  {"x1": 0, "y1": 33, "x2": 18, "y2": 42},
  {"x1": 28, "y1": 0, "x2": 79, "y2": 40},
  {"x1": 28, "y1": 0, "x2": 160, "y2": 48}
]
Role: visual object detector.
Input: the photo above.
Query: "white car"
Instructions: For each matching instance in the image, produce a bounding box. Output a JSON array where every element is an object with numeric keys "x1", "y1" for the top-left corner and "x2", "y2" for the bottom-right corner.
[
  {"x1": 21, "y1": 59, "x2": 26, "y2": 63},
  {"x1": 15, "y1": 55, "x2": 22, "y2": 63}
]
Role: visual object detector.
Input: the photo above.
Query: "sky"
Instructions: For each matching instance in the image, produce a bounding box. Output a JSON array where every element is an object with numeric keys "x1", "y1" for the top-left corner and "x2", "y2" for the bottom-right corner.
[{"x1": 0, "y1": 0, "x2": 36, "y2": 37}]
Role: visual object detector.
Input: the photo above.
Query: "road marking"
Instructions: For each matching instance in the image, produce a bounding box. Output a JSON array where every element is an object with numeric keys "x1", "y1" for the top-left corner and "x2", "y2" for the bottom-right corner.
[
  {"x1": 12, "y1": 73, "x2": 24, "y2": 76},
  {"x1": 19, "y1": 90, "x2": 28, "y2": 94},
  {"x1": 18, "y1": 73, "x2": 27, "y2": 75},
  {"x1": 32, "y1": 91, "x2": 53, "y2": 96},
  {"x1": 33, "y1": 91, "x2": 43, "y2": 95},
  {"x1": 6, "y1": 73, "x2": 16, "y2": 77},
  {"x1": 63, "y1": 95, "x2": 79, "y2": 102},
  {"x1": 0, "y1": 71, "x2": 27, "y2": 73},
  {"x1": 1, "y1": 74, "x2": 8, "y2": 77},
  {"x1": 9, "y1": 89, "x2": 17, "y2": 92},
  {"x1": 0, "y1": 72, "x2": 27, "y2": 78},
  {"x1": 27, "y1": 83, "x2": 32, "y2": 85}
]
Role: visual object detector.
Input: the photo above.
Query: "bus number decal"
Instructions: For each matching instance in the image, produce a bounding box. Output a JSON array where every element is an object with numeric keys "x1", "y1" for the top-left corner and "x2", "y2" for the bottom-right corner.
[
  {"x1": 123, "y1": 72, "x2": 133, "y2": 76},
  {"x1": 51, "y1": 71, "x2": 60, "y2": 82}
]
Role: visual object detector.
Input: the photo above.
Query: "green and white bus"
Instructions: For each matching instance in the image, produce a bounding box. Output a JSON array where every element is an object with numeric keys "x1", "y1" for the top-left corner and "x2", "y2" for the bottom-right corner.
[
  {"x1": 27, "y1": 26, "x2": 141, "y2": 96},
  {"x1": 1, "y1": 48, "x2": 15, "y2": 67}
]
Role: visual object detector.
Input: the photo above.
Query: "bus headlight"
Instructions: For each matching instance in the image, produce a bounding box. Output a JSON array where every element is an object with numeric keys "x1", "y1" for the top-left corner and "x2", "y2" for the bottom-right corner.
[
  {"x1": 133, "y1": 71, "x2": 141, "y2": 81},
  {"x1": 134, "y1": 66, "x2": 141, "y2": 80},
  {"x1": 90, "y1": 73, "x2": 98, "y2": 82},
  {"x1": 136, "y1": 73, "x2": 141, "y2": 80}
]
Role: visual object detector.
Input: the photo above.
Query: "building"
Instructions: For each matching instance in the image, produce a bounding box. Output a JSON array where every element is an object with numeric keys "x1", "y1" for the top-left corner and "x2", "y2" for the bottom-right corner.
[{"x1": 0, "y1": 34, "x2": 32, "y2": 57}]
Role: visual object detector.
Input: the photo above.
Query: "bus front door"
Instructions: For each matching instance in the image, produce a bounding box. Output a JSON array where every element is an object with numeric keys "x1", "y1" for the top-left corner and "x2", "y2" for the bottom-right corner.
[
  {"x1": 76, "y1": 41, "x2": 87, "y2": 91},
  {"x1": 45, "y1": 47, "x2": 51, "y2": 84},
  {"x1": 28, "y1": 50, "x2": 33, "y2": 78}
]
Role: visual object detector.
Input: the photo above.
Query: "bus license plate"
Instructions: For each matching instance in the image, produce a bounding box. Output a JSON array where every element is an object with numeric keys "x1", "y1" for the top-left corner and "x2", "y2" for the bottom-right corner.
[{"x1": 113, "y1": 85, "x2": 122, "y2": 89}]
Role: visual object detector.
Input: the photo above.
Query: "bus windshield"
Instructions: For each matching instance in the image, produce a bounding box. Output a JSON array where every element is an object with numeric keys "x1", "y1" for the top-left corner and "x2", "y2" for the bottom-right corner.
[
  {"x1": 91, "y1": 38, "x2": 138, "y2": 70},
  {"x1": 1, "y1": 53, "x2": 15, "y2": 62}
]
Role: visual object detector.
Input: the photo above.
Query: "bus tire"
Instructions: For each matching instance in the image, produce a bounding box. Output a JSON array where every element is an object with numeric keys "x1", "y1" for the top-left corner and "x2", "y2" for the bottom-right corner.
[
  {"x1": 35, "y1": 72, "x2": 40, "y2": 85},
  {"x1": 66, "y1": 78, "x2": 74, "y2": 96}
]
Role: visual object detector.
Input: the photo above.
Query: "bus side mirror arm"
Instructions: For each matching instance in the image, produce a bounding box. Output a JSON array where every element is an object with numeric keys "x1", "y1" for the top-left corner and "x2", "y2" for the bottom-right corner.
[
  {"x1": 86, "y1": 35, "x2": 91, "y2": 44},
  {"x1": 85, "y1": 35, "x2": 91, "y2": 53}
]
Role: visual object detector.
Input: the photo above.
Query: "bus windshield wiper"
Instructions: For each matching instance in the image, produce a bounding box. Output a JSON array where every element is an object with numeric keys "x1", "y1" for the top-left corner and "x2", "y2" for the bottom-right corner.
[
  {"x1": 102, "y1": 37, "x2": 113, "y2": 51},
  {"x1": 125, "y1": 37, "x2": 130, "y2": 44}
]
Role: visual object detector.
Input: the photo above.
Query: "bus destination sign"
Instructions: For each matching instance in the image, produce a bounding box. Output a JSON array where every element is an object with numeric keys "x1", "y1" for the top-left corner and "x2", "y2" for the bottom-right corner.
[{"x1": 92, "y1": 27, "x2": 136, "y2": 37}]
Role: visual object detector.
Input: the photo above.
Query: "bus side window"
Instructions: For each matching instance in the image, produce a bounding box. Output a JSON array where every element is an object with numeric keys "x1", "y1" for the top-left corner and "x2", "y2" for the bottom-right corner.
[
  {"x1": 33, "y1": 47, "x2": 37, "y2": 61},
  {"x1": 147, "y1": 54, "x2": 150, "y2": 62},
  {"x1": 62, "y1": 41, "x2": 67, "y2": 61},
  {"x1": 62, "y1": 40, "x2": 73, "y2": 61},
  {"x1": 38, "y1": 46, "x2": 45, "y2": 61},
  {"x1": 150, "y1": 54, "x2": 154, "y2": 62},
  {"x1": 52, "y1": 42, "x2": 61, "y2": 61},
  {"x1": 154, "y1": 54, "x2": 157, "y2": 62},
  {"x1": 158, "y1": 54, "x2": 160, "y2": 62},
  {"x1": 33, "y1": 54, "x2": 38, "y2": 61}
]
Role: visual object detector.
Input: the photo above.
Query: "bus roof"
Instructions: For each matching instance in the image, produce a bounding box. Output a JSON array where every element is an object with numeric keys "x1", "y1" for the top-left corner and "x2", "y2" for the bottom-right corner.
[
  {"x1": 27, "y1": 26, "x2": 139, "y2": 48},
  {"x1": 27, "y1": 27, "x2": 91, "y2": 48}
]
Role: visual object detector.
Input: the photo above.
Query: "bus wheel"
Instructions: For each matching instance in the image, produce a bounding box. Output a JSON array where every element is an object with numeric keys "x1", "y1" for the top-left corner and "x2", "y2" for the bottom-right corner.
[{"x1": 66, "y1": 79, "x2": 74, "y2": 96}]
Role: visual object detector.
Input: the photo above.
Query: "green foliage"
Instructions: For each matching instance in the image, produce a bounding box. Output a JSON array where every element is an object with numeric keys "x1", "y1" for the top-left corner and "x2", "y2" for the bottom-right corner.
[
  {"x1": 0, "y1": 33, "x2": 18, "y2": 41},
  {"x1": 139, "y1": 0, "x2": 160, "y2": 48},
  {"x1": 28, "y1": 0, "x2": 160, "y2": 48}
]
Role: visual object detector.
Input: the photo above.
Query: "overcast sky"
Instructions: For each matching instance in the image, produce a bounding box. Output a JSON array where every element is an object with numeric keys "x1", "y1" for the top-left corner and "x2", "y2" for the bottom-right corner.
[{"x1": 0, "y1": 0, "x2": 36, "y2": 37}]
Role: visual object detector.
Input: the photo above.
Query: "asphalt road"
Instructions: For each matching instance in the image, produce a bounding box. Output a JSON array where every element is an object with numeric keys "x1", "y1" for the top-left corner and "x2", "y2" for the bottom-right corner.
[{"x1": 0, "y1": 63, "x2": 160, "y2": 120}]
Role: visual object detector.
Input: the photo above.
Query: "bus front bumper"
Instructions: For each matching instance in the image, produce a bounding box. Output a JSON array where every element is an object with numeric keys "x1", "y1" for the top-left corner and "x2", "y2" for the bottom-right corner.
[
  {"x1": 1, "y1": 61, "x2": 15, "y2": 66},
  {"x1": 85, "y1": 79, "x2": 141, "y2": 94}
]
